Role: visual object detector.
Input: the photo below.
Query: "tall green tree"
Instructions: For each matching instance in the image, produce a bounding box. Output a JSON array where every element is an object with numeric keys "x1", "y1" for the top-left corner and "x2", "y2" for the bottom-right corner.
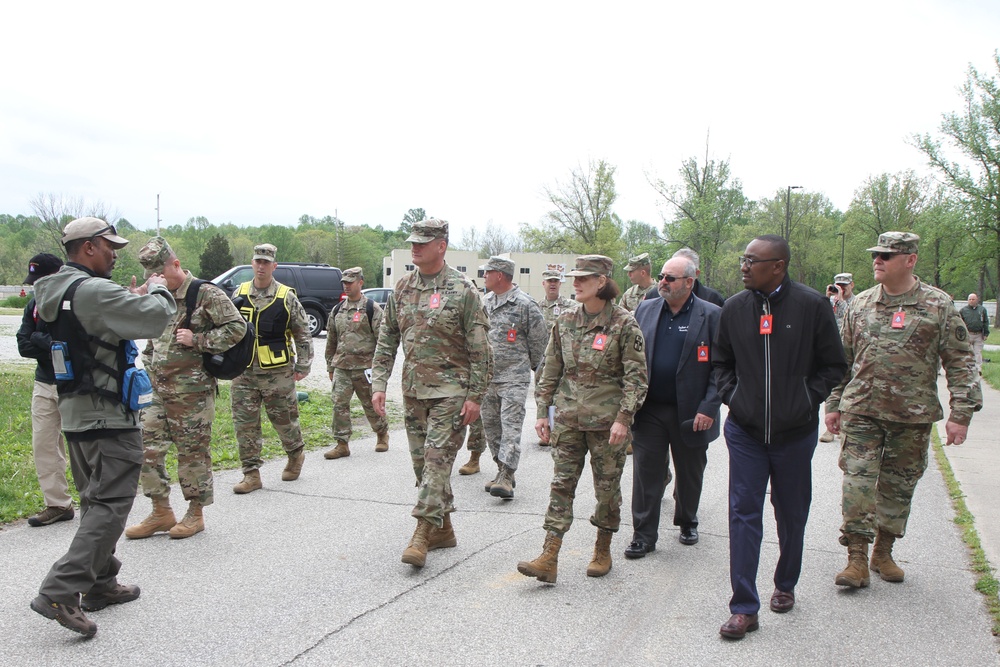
[
  {"x1": 400, "y1": 208, "x2": 426, "y2": 235},
  {"x1": 754, "y1": 190, "x2": 842, "y2": 292},
  {"x1": 199, "y1": 233, "x2": 233, "y2": 279}
]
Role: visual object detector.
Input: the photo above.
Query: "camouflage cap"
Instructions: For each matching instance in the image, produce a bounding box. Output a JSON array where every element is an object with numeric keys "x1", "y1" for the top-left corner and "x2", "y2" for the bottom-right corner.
[
  {"x1": 253, "y1": 243, "x2": 277, "y2": 261},
  {"x1": 61, "y1": 217, "x2": 129, "y2": 249},
  {"x1": 138, "y1": 236, "x2": 175, "y2": 277},
  {"x1": 834, "y1": 272, "x2": 853, "y2": 284},
  {"x1": 541, "y1": 269, "x2": 565, "y2": 282},
  {"x1": 565, "y1": 254, "x2": 613, "y2": 277},
  {"x1": 624, "y1": 252, "x2": 651, "y2": 271},
  {"x1": 867, "y1": 231, "x2": 919, "y2": 254},
  {"x1": 479, "y1": 256, "x2": 515, "y2": 276},
  {"x1": 342, "y1": 266, "x2": 364, "y2": 283},
  {"x1": 405, "y1": 219, "x2": 449, "y2": 243}
]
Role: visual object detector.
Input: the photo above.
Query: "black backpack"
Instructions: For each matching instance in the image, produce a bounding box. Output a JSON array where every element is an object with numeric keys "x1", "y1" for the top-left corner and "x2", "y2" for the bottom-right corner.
[
  {"x1": 183, "y1": 280, "x2": 255, "y2": 380},
  {"x1": 331, "y1": 297, "x2": 374, "y2": 328}
]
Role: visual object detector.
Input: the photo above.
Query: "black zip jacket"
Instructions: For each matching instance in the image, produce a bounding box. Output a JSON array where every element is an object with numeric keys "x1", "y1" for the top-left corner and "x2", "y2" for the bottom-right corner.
[
  {"x1": 16, "y1": 297, "x2": 56, "y2": 384},
  {"x1": 713, "y1": 275, "x2": 847, "y2": 445}
]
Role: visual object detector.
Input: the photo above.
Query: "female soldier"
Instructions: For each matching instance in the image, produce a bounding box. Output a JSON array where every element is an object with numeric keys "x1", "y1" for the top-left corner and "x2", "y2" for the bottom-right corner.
[{"x1": 517, "y1": 255, "x2": 648, "y2": 583}]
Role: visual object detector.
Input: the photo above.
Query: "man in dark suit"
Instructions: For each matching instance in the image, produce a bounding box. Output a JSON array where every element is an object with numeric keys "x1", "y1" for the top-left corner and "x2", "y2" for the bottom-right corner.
[{"x1": 625, "y1": 255, "x2": 722, "y2": 559}]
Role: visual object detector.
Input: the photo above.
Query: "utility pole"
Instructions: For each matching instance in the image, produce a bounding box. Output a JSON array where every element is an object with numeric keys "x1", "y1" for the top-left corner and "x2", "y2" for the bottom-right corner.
[
  {"x1": 838, "y1": 232, "x2": 846, "y2": 273},
  {"x1": 156, "y1": 194, "x2": 162, "y2": 235},
  {"x1": 784, "y1": 185, "x2": 802, "y2": 240}
]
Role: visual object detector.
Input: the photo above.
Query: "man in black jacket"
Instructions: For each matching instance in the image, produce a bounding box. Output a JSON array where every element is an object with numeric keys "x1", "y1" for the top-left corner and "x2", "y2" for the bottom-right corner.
[{"x1": 713, "y1": 235, "x2": 847, "y2": 639}]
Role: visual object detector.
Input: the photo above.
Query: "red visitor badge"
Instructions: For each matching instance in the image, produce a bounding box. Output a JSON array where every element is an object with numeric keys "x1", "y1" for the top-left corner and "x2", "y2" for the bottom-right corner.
[
  {"x1": 592, "y1": 334, "x2": 607, "y2": 350},
  {"x1": 507, "y1": 328, "x2": 517, "y2": 343},
  {"x1": 891, "y1": 310, "x2": 905, "y2": 329},
  {"x1": 759, "y1": 314, "x2": 773, "y2": 335},
  {"x1": 353, "y1": 311, "x2": 361, "y2": 322},
  {"x1": 429, "y1": 293, "x2": 441, "y2": 309},
  {"x1": 697, "y1": 345, "x2": 709, "y2": 362}
]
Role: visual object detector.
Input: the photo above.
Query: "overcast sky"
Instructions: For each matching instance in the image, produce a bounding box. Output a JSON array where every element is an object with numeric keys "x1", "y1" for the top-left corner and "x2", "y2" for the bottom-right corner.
[{"x1": 2, "y1": 1, "x2": 999, "y2": 243}]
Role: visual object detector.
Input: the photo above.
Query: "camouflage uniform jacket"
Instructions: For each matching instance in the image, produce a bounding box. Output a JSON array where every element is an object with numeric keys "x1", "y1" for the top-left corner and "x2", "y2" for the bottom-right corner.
[
  {"x1": 833, "y1": 294, "x2": 855, "y2": 326},
  {"x1": 484, "y1": 285, "x2": 548, "y2": 384},
  {"x1": 325, "y1": 296, "x2": 384, "y2": 371},
  {"x1": 535, "y1": 299, "x2": 648, "y2": 430},
  {"x1": 619, "y1": 282, "x2": 652, "y2": 312},
  {"x1": 825, "y1": 279, "x2": 982, "y2": 425},
  {"x1": 241, "y1": 279, "x2": 313, "y2": 375},
  {"x1": 372, "y1": 262, "x2": 491, "y2": 401},
  {"x1": 143, "y1": 270, "x2": 246, "y2": 392},
  {"x1": 536, "y1": 295, "x2": 576, "y2": 330}
]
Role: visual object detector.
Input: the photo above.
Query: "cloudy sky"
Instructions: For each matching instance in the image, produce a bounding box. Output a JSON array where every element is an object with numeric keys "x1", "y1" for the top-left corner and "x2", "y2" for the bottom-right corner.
[{"x1": 2, "y1": 1, "x2": 998, "y2": 243}]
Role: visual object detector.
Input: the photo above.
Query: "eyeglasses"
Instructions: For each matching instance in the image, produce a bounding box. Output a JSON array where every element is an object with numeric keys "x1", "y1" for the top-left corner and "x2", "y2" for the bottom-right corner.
[
  {"x1": 871, "y1": 251, "x2": 901, "y2": 261},
  {"x1": 739, "y1": 256, "x2": 780, "y2": 267},
  {"x1": 656, "y1": 274, "x2": 689, "y2": 283}
]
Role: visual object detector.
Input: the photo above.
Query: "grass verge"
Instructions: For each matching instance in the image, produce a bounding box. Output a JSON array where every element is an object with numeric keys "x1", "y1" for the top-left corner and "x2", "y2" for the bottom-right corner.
[
  {"x1": 931, "y1": 426, "x2": 1000, "y2": 635},
  {"x1": 983, "y1": 349, "x2": 999, "y2": 392},
  {"x1": 0, "y1": 364, "x2": 404, "y2": 524}
]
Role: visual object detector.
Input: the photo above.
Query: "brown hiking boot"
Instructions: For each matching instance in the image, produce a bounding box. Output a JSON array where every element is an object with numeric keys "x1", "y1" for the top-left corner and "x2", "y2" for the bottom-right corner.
[
  {"x1": 459, "y1": 450, "x2": 481, "y2": 475},
  {"x1": 587, "y1": 528, "x2": 614, "y2": 577},
  {"x1": 835, "y1": 534, "x2": 871, "y2": 588},
  {"x1": 484, "y1": 467, "x2": 501, "y2": 492},
  {"x1": 871, "y1": 529, "x2": 905, "y2": 582},
  {"x1": 233, "y1": 470, "x2": 262, "y2": 494},
  {"x1": 168, "y1": 501, "x2": 205, "y2": 539},
  {"x1": 401, "y1": 518, "x2": 434, "y2": 567},
  {"x1": 375, "y1": 430, "x2": 389, "y2": 452},
  {"x1": 28, "y1": 505, "x2": 75, "y2": 527},
  {"x1": 517, "y1": 531, "x2": 562, "y2": 583},
  {"x1": 325, "y1": 441, "x2": 351, "y2": 460},
  {"x1": 282, "y1": 449, "x2": 305, "y2": 481},
  {"x1": 490, "y1": 465, "x2": 515, "y2": 499},
  {"x1": 31, "y1": 595, "x2": 97, "y2": 638},
  {"x1": 124, "y1": 496, "x2": 175, "y2": 539},
  {"x1": 427, "y1": 513, "x2": 457, "y2": 551},
  {"x1": 81, "y1": 583, "x2": 141, "y2": 611}
]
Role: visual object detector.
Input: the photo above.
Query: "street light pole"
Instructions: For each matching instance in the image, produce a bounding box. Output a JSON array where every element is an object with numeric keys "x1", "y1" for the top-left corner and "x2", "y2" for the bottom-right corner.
[
  {"x1": 837, "y1": 232, "x2": 846, "y2": 273},
  {"x1": 784, "y1": 185, "x2": 803, "y2": 240}
]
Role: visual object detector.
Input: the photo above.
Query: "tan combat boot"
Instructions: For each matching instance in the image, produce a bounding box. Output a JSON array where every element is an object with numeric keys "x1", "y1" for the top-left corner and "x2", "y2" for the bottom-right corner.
[
  {"x1": 282, "y1": 449, "x2": 305, "y2": 481},
  {"x1": 375, "y1": 430, "x2": 389, "y2": 453},
  {"x1": 870, "y1": 529, "x2": 905, "y2": 582},
  {"x1": 459, "y1": 450, "x2": 481, "y2": 475},
  {"x1": 427, "y1": 513, "x2": 457, "y2": 551},
  {"x1": 484, "y1": 466, "x2": 502, "y2": 492},
  {"x1": 835, "y1": 535, "x2": 871, "y2": 588},
  {"x1": 325, "y1": 440, "x2": 351, "y2": 459},
  {"x1": 168, "y1": 501, "x2": 205, "y2": 539},
  {"x1": 401, "y1": 518, "x2": 434, "y2": 567},
  {"x1": 490, "y1": 464, "x2": 515, "y2": 499},
  {"x1": 587, "y1": 528, "x2": 614, "y2": 577},
  {"x1": 124, "y1": 496, "x2": 176, "y2": 539},
  {"x1": 517, "y1": 531, "x2": 562, "y2": 583},
  {"x1": 233, "y1": 470, "x2": 262, "y2": 494}
]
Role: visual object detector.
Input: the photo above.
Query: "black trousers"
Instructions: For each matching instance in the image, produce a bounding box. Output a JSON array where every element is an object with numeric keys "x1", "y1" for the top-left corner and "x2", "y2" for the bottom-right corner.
[{"x1": 630, "y1": 404, "x2": 708, "y2": 545}]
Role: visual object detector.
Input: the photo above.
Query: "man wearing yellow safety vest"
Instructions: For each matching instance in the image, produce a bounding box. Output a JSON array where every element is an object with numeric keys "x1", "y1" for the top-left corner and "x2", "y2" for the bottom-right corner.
[{"x1": 231, "y1": 243, "x2": 313, "y2": 494}]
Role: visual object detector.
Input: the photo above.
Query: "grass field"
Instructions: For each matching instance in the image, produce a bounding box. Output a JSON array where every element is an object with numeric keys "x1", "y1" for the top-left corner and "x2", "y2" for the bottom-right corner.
[
  {"x1": 982, "y1": 349, "x2": 999, "y2": 392},
  {"x1": 0, "y1": 365, "x2": 403, "y2": 524}
]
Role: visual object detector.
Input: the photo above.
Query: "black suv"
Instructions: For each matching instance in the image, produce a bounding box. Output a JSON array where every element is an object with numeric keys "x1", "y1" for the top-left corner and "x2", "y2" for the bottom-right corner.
[{"x1": 212, "y1": 263, "x2": 344, "y2": 337}]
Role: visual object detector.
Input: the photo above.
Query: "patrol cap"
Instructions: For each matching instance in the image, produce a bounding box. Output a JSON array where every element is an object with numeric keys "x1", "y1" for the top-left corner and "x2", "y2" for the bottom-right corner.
[
  {"x1": 624, "y1": 253, "x2": 651, "y2": 271},
  {"x1": 253, "y1": 243, "x2": 278, "y2": 261},
  {"x1": 867, "y1": 231, "x2": 919, "y2": 254},
  {"x1": 541, "y1": 269, "x2": 565, "y2": 282},
  {"x1": 834, "y1": 272, "x2": 853, "y2": 284},
  {"x1": 61, "y1": 217, "x2": 129, "y2": 249},
  {"x1": 565, "y1": 255, "x2": 613, "y2": 277},
  {"x1": 342, "y1": 266, "x2": 364, "y2": 283},
  {"x1": 138, "y1": 237, "x2": 175, "y2": 277},
  {"x1": 405, "y1": 219, "x2": 449, "y2": 243},
  {"x1": 479, "y1": 256, "x2": 515, "y2": 276},
  {"x1": 24, "y1": 253, "x2": 63, "y2": 285}
]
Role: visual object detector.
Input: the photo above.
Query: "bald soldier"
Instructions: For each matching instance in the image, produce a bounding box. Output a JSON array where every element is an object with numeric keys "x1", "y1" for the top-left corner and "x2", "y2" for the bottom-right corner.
[
  {"x1": 619, "y1": 253, "x2": 655, "y2": 312},
  {"x1": 126, "y1": 237, "x2": 246, "y2": 539}
]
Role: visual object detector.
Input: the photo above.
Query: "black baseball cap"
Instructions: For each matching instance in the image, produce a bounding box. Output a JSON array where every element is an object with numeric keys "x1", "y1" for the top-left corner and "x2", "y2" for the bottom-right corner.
[{"x1": 25, "y1": 253, "x2": 63, "y2": 285}]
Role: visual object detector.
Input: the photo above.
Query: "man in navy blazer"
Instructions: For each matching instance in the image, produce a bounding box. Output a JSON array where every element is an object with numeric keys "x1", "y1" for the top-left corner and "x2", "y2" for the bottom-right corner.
[{"x1": 626, "y1": 255, "x2": 722, "y2": 558}]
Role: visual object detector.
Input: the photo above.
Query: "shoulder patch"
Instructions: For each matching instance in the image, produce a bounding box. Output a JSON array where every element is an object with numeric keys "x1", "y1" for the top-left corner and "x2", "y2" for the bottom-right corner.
[
  {"x1": 634, "y1": 336, "x2": 644, "y2": 352},
  {"x1": 956, "y1": 325, "x2": 968, "y2": 342}
]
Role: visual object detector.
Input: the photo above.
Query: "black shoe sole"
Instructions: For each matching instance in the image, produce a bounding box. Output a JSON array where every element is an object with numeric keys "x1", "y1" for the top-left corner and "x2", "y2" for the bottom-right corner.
[{"x1": 30, "y1": 597, "x2": 97, "y2": 638}]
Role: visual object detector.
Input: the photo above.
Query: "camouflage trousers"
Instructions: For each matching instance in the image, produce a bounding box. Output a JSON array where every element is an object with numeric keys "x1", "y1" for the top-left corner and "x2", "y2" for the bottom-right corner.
[
  {"x1": 466, "y1": 417, "x2": 486, "y2": 453},
  {"x1": 839, "y1": 413, "x2": 932, "y2": 543},
  {"x1": 543, "y1": 428, "x2": 628, "y2": 536},
  {"x1": 232, "y1": 366, "x2": 303, "y2": 472},
  {"x1": 481, "y1": 381, "x2": 529, "y2": 471},
  {"x1": 402, "y1": 395, "x2": 466, "y2": 528},
  {"x1": 331, "y1": 367, "x2": 387, "y2": 442},
  {"x1": 139, "y1": 387, "x2": 215, "y2": 505}
]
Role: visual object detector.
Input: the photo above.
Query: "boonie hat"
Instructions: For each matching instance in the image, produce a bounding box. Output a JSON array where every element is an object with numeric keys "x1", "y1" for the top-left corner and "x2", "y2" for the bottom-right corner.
[
  {"x1": 565, "y1": 255, "x2": 613, "y2": 277},
  {"x1": 405, "y1": 219, "x2": 449, "y2": 243},
  {"x1": 61, "y1": 217, "x2": 129, "y2": 249},
  {"x1": 24, "y1": 253, "x2": 63, "y2": 285},
  {"x1": 867, "y1": 232, "x2": 919, "y2": 254}
]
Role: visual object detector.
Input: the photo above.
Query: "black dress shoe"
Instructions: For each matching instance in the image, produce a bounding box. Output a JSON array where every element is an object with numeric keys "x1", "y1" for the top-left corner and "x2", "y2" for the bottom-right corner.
[
  {"x1": 769, "y1": 588, "x2": 795, "y2": 613},
  {"x1": 624, "y1": 540, "x2": 655, "y2": 559},
  {"x1": 679, "y1": 526, "x2": 699, "y2": 545},
  {"x1": 719, "y1": 613, "x2": 759, "y2": 639}
]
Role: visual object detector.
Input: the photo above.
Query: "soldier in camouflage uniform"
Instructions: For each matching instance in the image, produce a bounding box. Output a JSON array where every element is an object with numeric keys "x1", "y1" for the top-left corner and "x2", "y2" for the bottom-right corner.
[
  {"x1": 324, "y1": 267, "x2": 389, "y2": 459},
  {"x1": 231, "y1": 243, "x2": 313, "y2": 494},
  {"x1": 820, "y1": 272, "x2": 856, "y2": 443},
  {"x1": 532, "y1": 269, "x2": 575, "y2": 447},
  {"x1": 826, "y1": 232, "x2": 982, "y2": 589},
  {"x1": 477, "y1": 256, "x2": 548, "y2": 499},
  {"x1": 371, "y1": 220, "x2": 491, "y2": 568},
  {"x1": 125, "y1": 238, "x2": 246, "y2": 540},
  {"x1": 518, "y1": 255, "x2": 648, "y2": 583},
  {"x1": 618, "y1": 253, "x2": 655, "y2": 312}
]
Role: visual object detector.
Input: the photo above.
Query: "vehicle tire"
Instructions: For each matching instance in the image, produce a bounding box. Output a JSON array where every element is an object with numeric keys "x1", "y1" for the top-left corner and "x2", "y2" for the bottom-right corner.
[{"x1": 305, "y1": 307, "x2": 325, "y2": 337}]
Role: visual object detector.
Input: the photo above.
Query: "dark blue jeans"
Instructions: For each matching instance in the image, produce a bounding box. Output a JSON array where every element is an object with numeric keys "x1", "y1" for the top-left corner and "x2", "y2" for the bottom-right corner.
[{"x1": 725, "y1": 418, "x2": 817, "y2": 615}]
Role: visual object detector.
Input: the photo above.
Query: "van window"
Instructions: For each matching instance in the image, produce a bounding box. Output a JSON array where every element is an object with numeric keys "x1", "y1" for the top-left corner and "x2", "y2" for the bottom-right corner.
[
  {"x1": 273, "y1": 267, "x2": 294, "y2": 285},
  {"x1": 300, "y1": 268, "x2": 337, "y2": 288}
]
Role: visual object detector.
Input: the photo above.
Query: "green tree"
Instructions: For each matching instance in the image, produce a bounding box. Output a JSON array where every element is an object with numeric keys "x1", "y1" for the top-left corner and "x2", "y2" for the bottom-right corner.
[
  {"x1": 400, "y1": 208, "x2": 426, "y2": 235},
  {"x1": 199, "y1": 233, "x2": 234, "y2": 279}
]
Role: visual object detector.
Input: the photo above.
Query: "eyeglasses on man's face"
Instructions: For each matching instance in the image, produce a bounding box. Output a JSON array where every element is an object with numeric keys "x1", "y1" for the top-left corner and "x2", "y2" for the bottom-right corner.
[
  {"x1": 871, "y1": 251, "x2": 903, "y2": 261},
  {"x1": 738, "y1": 256, "x2": 780, "y2": 268},
  {"x1": 657, "y1": 274, "x2": 689, "y2": 283}
]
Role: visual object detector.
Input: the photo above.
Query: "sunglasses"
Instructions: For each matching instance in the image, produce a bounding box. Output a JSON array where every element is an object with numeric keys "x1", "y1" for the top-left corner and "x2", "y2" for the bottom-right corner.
[
  {"x1": 656, "y1": 274, "x2": 689, "y2": 283},
  {"x1": 871, "y1": 251, "x2": 901, "y2": 261},
  {"x1": 739, "y1": 256, "x2": 780, "y2": 267}
]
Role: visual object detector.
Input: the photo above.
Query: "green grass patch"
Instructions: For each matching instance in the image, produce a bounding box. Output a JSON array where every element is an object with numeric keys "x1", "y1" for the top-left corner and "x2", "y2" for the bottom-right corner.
[
  {"x1": 983, "y1": 350, "x2": 1000, "y2": 392},
  {"x1": 0, "y1": 364, "x2": 404, "y2": 524},
  {"x1": 0, "y1": 296, "x2": 29, "y2": 309},
  {"x1": 0, "y1": 307, "x2": 23, "y2": 316},
  {"x1": 932, "y1": 427, "x2": 1000, "y2": 635},
  {"x1": 986, "y1": 329, "x2": 1000, "y2": 345}
]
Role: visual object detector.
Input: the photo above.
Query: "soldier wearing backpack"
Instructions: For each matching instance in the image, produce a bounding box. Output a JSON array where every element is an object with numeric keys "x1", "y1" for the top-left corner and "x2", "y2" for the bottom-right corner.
[{"x1": 124, "y1": 237, "x2": 246, "y2": 540}]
